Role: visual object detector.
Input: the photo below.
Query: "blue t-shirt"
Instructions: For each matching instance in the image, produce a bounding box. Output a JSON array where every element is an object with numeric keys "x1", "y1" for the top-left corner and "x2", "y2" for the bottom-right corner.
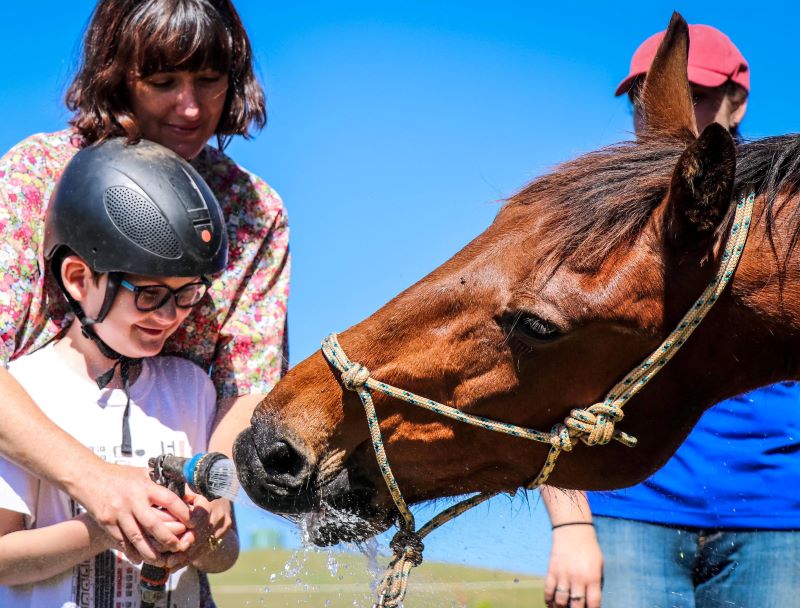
[{"x1": 588, "y1": 382, "x2": 800, "y2": 529}]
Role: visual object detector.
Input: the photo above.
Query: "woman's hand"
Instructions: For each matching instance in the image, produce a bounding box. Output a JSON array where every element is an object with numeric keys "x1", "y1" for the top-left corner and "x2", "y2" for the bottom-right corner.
[
  {"x1": 70, "y1": 462, "x2": 194, "y2": 566},
  {"x1": 544, "y1": 523, "x2": 603, "y2": 608},
  {"x1": 540, "y1": 488, "x2": 603, "y2": 608},
  {"x1": 163, "y1": 490, "x2": 238, "y2": 573}
]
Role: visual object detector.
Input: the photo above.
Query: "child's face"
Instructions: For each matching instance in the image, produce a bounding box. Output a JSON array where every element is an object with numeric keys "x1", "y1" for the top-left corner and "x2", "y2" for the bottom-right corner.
[{"x1": 85, "y1": 273, "x2": 200, "y2": 358}]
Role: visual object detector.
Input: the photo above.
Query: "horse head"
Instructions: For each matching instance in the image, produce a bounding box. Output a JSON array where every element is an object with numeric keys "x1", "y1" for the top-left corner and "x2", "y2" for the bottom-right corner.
[{"x1": 234, "y1": 13, "x2": 798, "y2": 545}]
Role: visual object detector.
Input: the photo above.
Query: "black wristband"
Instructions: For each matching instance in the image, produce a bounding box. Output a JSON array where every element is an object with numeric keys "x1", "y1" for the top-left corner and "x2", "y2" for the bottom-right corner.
[{"x1": 551, "y1": 521, "x2": 594, "y2": 530}]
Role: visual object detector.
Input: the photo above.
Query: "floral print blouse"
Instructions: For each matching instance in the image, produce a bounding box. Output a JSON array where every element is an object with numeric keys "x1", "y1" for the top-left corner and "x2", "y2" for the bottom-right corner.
[{"x1": 0, "y1": 129, "x2": 289, "y2": 399}]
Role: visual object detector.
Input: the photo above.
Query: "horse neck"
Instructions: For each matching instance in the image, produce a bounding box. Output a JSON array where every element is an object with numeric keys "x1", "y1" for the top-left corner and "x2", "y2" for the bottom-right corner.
[{"x1": 725, "y1": 192, "x2": 800, "y2": 375}]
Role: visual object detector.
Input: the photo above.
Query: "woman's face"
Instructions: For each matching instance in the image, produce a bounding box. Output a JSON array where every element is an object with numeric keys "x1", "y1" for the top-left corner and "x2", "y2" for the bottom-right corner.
[
  {"x1": 632, "y1": 83, "x2": 747, "y2": 135},
  {"x1": 126, "y1": 69, "x2": 229, "y2": 160}
]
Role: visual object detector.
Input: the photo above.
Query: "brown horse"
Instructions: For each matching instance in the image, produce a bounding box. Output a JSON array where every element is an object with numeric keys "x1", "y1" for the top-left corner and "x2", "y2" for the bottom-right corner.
[{"x1": 234, "y1": 14, "x2": 800, "y2": 545}]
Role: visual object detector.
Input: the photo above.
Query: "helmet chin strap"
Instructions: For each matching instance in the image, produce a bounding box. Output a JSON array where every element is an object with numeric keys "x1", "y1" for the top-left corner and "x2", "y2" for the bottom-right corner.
[
  {"x1": 63, "y1": 271, "x2": 141, "y2": 456},
  {"x1": 78, "y1": 272, "x2": 125, "y2": 361}
]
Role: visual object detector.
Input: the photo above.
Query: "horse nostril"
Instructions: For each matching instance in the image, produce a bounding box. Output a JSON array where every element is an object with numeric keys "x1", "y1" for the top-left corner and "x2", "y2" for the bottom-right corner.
[{"x1": 260, "y1": 439, "x2": 307, "y2": 480}]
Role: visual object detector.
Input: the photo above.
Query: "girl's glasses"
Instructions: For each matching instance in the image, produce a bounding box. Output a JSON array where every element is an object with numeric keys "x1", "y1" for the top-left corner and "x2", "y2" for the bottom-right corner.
[{"x1": 120, "y1": 277, "x2": 210, "y2": 312}]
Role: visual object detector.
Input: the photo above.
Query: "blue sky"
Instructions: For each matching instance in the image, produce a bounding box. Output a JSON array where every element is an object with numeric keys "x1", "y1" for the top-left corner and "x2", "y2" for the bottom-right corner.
[{"x1": 3, "y1": 1, "x2": 799, "y2": 576}]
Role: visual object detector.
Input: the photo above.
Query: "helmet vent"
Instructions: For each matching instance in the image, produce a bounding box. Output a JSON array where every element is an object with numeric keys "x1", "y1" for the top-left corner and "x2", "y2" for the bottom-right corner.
[{"x1": 104, "y1": 187, "x2": 182, "y2": 258}]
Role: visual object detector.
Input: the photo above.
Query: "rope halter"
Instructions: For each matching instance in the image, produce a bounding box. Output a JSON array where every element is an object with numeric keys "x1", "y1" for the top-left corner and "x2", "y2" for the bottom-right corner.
[{"x1": 321, "y1": 192, "x2": 754, "y2": 608}]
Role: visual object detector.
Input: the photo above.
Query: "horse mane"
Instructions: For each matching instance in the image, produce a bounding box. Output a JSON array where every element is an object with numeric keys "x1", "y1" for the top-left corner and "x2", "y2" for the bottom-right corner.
[
  {"x1": 736, "y1": 135, "x2": 800, "y2": 260},
  {"x1": 506, "y1": 133, "x2": 800, "y2": 268}
]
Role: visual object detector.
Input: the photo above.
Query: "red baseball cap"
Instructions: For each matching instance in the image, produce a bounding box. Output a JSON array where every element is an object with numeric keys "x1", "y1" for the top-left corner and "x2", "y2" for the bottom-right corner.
[{"x1": 615, "y1": 24, "x2": 749, "y2": 96}]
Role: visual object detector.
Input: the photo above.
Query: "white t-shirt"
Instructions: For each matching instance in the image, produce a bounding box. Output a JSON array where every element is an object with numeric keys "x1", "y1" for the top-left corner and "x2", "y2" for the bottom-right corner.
[{"x1": 0, "y1": 343, "x2": 217, "y2": 608}]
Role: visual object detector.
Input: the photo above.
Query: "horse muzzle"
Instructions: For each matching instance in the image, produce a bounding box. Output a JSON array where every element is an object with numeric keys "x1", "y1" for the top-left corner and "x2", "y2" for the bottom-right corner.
[
  {"x1": 233, "y1": 416, "x2": 317, "y2": 509},
  {"x1": 233, "y1": 420, "x2": 395, "y2": 544}
]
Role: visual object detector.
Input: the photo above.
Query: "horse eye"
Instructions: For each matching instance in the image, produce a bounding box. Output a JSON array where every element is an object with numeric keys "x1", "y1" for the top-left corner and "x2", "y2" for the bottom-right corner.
[{"x1": 515, "y1": 314, "x2": 562, "y2": 342}]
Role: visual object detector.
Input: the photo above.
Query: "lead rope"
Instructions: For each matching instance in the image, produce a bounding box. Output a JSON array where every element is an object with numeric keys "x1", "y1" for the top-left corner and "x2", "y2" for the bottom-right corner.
[{"x1": 322, "y1": 192, "x2": 754, "y2": 608}]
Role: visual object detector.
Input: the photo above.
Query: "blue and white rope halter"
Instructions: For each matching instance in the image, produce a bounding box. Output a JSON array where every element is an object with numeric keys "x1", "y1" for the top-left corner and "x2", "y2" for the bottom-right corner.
[{"x1": 322, "y1": 191, "x2": 755, "y2": 608}]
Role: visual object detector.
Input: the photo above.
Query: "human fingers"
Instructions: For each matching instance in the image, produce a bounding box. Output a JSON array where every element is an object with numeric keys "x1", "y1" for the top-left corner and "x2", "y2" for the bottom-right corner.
[
  {"x1": 163, "y1": 499, "x2": 233, "y2": 570},
  {"x1": 117, "y1": 535, "x2": 144, "y2": 565},
  {"x1": 162, "y1": 520, "x2": 188, "y2": 536},
  {"x1": 148, "y1": 482, "x2": 192, "y2": 527},
  {"x1": 205, "y1": 497, "x2": 235, "y2": 539},
  {"x1": 187, "y1": 495, "x2": 212, "y2": 530},
  {"x1": 586, "y1": 579, "x2": 602, "y2": 608},
  {"x1": 132, "y1": 495, "x2": 191, "y2": 554},
  {"x1": 163, "y1": 551, "x2": 191, "y2": 571},
  {"x1": 568, "y1": 591, "x2": 586, "y2": 608},
  {"x1": 83, "y1": 500, "x2": 146, "y2": 564},
  {"x1": 118, "y1": 511, "x2": 162, "y2": 565},
  {"x1": 182, "y1": 486, "x2": 198, "y2": 504},
  {"x1": 544, "y1": 570, "x2": 557, "y2": 605},
  {"x1": 177, "y1": 528, "x2": 197, "y2": 549},
  {"x1": 150, "y1": 506, "x2": 189, "y2": 541},
  {"x1": 553, "y1": 585, "x2": 571, "y2": 608},
  {"x1": 163, "y1": 539, "x2": 208, "y2": 570},
  {"x1": 159, "y1": 501, "x2": 211, "y2": 570},
  {"x1": 162, "y1": 527, "x2": 207, "y2": 570},
  {"x1": 182, "y1": 491, "x2": 234, "y2": 537},
  {"x1": 81, "y1": 464, "x2": 190, "y2": 555}
]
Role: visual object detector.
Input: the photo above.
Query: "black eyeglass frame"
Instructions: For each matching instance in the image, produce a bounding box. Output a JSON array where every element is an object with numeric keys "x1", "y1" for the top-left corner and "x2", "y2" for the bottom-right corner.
[{"x1": 119, "y1": 276, "x2": 211, "y2": 312}]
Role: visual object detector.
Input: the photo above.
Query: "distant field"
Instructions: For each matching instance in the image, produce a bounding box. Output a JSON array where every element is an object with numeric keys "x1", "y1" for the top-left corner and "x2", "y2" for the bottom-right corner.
[{"x1": 209, "y1": 548, "x2": 546, "y2": 608}]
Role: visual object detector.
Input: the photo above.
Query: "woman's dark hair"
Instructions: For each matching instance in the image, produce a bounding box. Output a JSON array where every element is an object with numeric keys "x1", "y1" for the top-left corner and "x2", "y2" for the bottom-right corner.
[{"x1": 66, "y1": 0, "x2": 266, "y2": 149}]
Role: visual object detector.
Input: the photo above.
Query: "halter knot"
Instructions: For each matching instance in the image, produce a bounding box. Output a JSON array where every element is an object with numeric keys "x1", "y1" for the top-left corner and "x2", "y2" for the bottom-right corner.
[
  {"x1": 341, "y1": 363, "x2": 371, "y2": 390},
  {"x1": 549, "y1": 424, "x2": 575, "y2": 451},
  {"x1": 564, "y1": 402, "x2": 623, "y2": 446},
  {"x1": 389, "y1": 529, "x2": 424, "y2": 567}
]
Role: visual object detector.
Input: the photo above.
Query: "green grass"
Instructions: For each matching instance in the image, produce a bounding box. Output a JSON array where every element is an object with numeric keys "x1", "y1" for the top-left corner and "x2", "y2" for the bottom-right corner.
[{"x1": 209, "y1": 549, "x2": 546, "y2": 608}]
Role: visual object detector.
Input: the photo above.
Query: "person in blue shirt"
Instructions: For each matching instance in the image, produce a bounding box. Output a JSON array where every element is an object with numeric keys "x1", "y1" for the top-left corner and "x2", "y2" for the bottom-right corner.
[{"x1": 542, "y1": 24, "x2": 800, "y2": 608}]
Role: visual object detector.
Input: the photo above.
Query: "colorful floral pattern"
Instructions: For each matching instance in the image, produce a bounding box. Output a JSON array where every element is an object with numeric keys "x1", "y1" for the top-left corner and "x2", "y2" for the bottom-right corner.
[{"x1": 0, "y1": 129, "x2": 289, "y2": 399}]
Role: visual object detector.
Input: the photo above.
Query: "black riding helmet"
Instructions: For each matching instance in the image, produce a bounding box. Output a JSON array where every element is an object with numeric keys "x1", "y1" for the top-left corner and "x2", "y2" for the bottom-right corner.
[
  {"x1": 44, "y1": 137, "x2": 228, "y2": 455},
  {"x1": 45, "y1": 137, "x2": 227, "y2": 281}
]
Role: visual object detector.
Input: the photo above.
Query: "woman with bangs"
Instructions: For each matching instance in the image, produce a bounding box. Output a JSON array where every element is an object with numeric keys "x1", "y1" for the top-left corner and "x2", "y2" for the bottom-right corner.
[{"x1": 0, "y1": 0, "x2": 287, "y2": 583}]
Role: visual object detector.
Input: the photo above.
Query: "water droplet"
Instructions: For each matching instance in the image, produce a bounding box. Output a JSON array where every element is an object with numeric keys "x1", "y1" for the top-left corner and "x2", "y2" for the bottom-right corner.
[{"x1": 327, "y1": 552, "x2": 339, "y2": 577}]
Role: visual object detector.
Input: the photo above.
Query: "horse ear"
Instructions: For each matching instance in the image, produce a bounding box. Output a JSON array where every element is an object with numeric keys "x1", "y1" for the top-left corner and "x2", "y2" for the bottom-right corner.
[
  {"x1": 638, "y1": 12, "x2": 698, "y2": 139},
  {"x1": 666, "y1": 123, "x2": 736, "y2": 246}
]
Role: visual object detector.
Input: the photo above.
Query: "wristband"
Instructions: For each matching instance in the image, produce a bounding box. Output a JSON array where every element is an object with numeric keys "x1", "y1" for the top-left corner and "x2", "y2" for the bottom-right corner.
[{"x1": 551, "y1": 521, "x2": 594, "y2": 530}]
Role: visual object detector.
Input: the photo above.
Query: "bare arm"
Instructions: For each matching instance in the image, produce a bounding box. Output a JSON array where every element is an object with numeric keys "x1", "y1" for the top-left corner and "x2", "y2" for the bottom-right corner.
[
  {"x1": 208, "y1": 393, "x2": 265, "y2": 457},
  {"x1": 0, "y1": 367, "x2": 192, "y2": 564},
  {"x1": 541, "y1": 487, "x2": 603, "y2": 608},
  {"x1": 199, "y1": 393, "x2": 262, "y2": 554},
  {"x1": 0, "y1": 508, "x2": 113, "y2": 585},
  {"x1": 206, "y1": 180, "x2": 288, "y2": 459}
]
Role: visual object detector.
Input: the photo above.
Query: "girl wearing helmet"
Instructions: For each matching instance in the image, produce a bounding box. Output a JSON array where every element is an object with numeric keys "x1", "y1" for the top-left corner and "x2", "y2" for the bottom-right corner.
[
  {"x1": 0, "y1": 138, "x2": 238, "y2": 606},
  {"x1": 0, "y1": 0, "x2": 287, "y2": 564}
]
